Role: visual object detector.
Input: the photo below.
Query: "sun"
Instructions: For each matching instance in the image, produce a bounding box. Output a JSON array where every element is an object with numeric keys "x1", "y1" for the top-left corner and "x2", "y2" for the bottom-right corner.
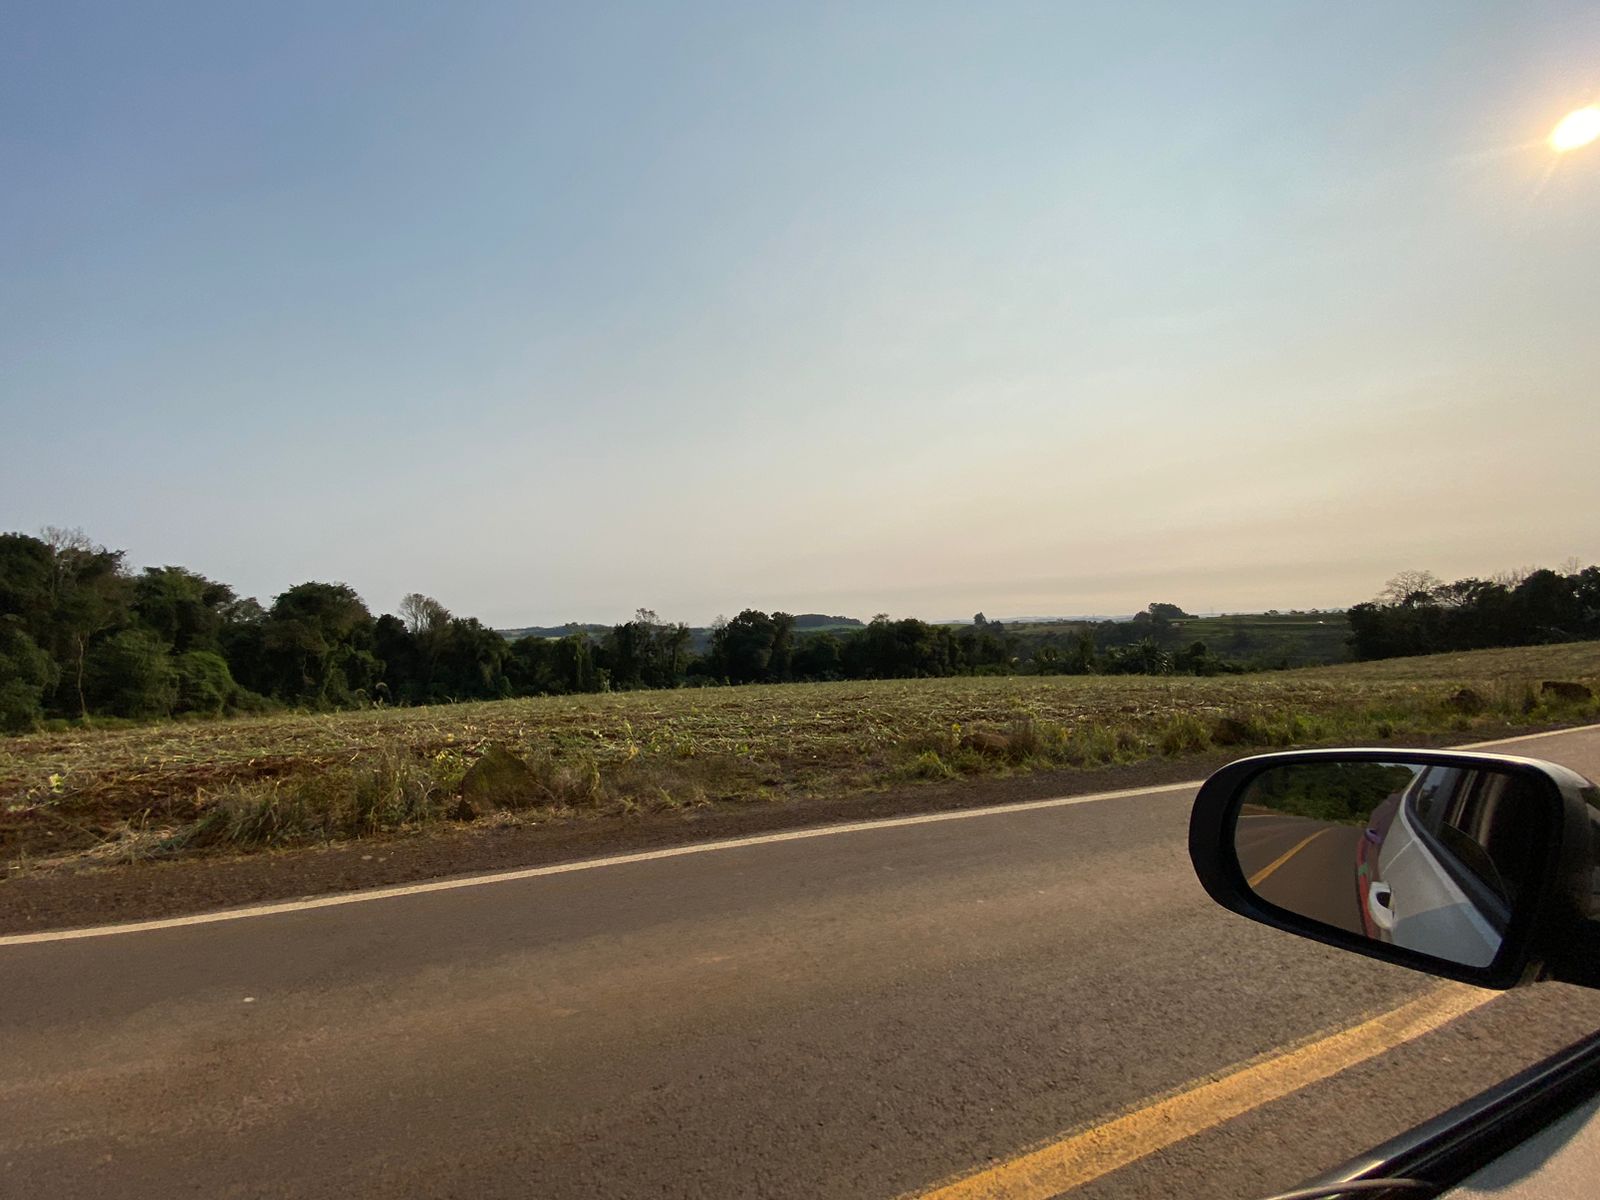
[{"x1": 1549, "y1": 106, "x2": 1600, "y2": 153}]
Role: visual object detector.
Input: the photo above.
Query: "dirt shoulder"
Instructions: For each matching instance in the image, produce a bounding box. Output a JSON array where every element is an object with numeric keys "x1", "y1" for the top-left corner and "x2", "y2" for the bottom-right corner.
[{"x1": 0, "y1": 723, "x2": 1579, "y2": 936}]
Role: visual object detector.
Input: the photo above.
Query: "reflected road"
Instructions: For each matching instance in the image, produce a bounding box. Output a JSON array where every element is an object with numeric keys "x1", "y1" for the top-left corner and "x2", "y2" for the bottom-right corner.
[{"x1": 1235, "y1": 811, "x2": 1366, "y2": 935}]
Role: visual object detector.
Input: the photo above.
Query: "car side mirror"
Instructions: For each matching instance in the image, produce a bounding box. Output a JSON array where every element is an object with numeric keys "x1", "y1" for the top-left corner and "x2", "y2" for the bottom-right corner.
[{"x1": 1188, "y1": 749, "x2": 1600, "y2": 990}]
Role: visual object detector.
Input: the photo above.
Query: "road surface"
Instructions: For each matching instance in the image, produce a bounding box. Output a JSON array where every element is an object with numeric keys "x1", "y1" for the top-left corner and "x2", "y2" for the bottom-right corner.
[
  {"x1": 1236, "y1": 813, "x2": 1366, "y2": 935},
  {"x1": 4, "y1": 726, "x2": 1600, "y2": 1199}
]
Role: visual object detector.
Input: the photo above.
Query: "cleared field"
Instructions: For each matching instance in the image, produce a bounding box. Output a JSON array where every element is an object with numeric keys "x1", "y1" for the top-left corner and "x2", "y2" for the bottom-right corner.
[
  {"x1": 1170, "y1": 612, "x2": 1350, "y2": 667},
  {"x1": 3, "y1": 642, "x2": 1597, "y2": 869}
]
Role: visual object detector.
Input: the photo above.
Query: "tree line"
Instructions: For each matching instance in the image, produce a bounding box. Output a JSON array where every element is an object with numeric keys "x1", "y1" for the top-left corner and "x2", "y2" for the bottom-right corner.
[
  {"x1": 0, "y1": 529, "x2": 1247, "y2": 730},
  {"x1": 6, "y1": 526, "x2": 1592, "y2": 731},
  {"x1": 1348, "y1": 565, "x2": 1600, "y2": 661}
]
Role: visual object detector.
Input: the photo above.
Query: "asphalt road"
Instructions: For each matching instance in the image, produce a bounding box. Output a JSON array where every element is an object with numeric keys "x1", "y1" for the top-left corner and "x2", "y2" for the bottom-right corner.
[
  {"x1": 5, "y1": 727, "x2": 1600, "y2": 1200},
  {"x1": 1237, "y1": 814, "x2": 1367, "y2": 935}
]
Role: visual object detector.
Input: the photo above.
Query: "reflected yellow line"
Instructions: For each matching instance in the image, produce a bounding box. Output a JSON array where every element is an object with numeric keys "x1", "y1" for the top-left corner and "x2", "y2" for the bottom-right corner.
[
  {"x1": 1247, "y1": 828, "x2": 1328, "y2": 888},
  {"x1": 906, "y1": 985, "x2": 1495, "y2": 1200}
]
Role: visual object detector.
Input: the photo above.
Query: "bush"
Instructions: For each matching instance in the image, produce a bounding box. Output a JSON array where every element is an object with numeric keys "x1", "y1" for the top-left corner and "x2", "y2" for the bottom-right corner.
[
  {"x1": 85, "y1": 630, "x2": 177, "y2": 719},
  {"x1": 0, "y1": 679, "x2": 46, "y2": 733},
  {"x1": 1158, "y1": 713, "x2": 1211, "y2": 756},
  {"x1": 174, "y1": 650, "x2": 238, "y2": 716},
  {"x1": 0, "y1": 621, "x2": 57, "y2": 732},
  {"x1": 900, "y1": 749, "x2": 957, "y2": 780},
  {"x1": 179, "y1": 747, "x2": 447, "y2": 850}
]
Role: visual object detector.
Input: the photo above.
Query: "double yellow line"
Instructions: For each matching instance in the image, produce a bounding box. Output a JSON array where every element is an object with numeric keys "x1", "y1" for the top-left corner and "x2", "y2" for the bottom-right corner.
[{"x1": 909, "y1": 985, "x2": 1495, "y2": 1200}]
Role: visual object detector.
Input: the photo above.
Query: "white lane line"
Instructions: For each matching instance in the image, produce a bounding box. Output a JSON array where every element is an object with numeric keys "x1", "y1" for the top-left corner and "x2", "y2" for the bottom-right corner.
[
  {"x1": 0, "y1": 781, "x2": 1201, "y2": 947},
  {"x1": 6, "y1": 721, "x2": 1596, "y2": 948},
  {"x1": 1458, "y1": 721, "x2": 1600, "y2": 748}
]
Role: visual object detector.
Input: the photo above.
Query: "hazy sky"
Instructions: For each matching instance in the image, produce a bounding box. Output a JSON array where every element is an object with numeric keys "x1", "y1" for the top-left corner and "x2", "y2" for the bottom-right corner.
[{"x1": 4, "y1": 3, "x2": 1598, "y2": 626}]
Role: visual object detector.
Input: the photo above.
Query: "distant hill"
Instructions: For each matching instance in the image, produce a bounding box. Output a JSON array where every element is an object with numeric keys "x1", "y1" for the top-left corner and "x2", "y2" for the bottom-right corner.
[
  {"x1": 791, "y1": 614, "x2": 865, "y2": 630},
  {"x1": 496, "y1": 613, "x2": 865, "y2": 643},
  {"x1": 495, "y1": 623, "x2": 612, "y2": 641},
  {"x1": 933, "y1": 615, "x2": 1126, "y2": 625}
]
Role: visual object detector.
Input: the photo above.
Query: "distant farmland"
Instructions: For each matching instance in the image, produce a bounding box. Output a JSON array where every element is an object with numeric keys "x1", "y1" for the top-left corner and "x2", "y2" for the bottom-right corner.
[
  {"x1": 2, "y1": 640, "x2": 1596, "y2": 869},
  {"x1": 1004, "y1": 611, "x2": 1350, "y2": 669},
  {"x1": 1170, "y1": 612, "x2": 1350, "y2": 666}
]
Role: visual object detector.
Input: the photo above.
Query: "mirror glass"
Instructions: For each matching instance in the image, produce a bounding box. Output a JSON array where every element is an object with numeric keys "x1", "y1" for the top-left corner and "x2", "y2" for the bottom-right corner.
[{"x1": 1233, "y1": 759, "x2": 1547, "y2": 968}]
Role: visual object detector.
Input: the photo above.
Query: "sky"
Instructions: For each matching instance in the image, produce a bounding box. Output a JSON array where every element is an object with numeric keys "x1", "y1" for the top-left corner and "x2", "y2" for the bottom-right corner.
[{"x1": 4, "y1": 2, "x2": 1598, "y2": 627}]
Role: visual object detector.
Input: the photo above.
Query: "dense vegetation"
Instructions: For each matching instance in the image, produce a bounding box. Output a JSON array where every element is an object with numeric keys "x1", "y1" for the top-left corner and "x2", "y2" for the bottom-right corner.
[
  {"x1": 3, "y1": 526, "x2": 1596, "y2": 734},
  {"x1": 0, "y1": 529, "x2": 1244, "y2": 730},
  {"x1": 1348, "y1": 566, "x2": 1600, "y2": 660},
  {"x1": 1242, "y1": 762, "x2": 1416, "y2": 825}
]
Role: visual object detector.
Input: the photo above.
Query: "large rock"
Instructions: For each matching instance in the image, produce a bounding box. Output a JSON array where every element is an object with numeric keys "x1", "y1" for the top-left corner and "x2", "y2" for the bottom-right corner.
[
  {"x1": 458, "y1": 744, "x2": 542, "y2": 811},
  {"x1": 960, "y1": 730, "x2": 1012, "y2": 756},
  {"x1": 1542, "y1": 680, "x2": 1594, "y2": 704},
  {"x1": 1211, "y1": 715, "x2": 1258, "y2": 746},
  {"x1": 448, "y1": 794, "x2": 489, "y2": 822}
]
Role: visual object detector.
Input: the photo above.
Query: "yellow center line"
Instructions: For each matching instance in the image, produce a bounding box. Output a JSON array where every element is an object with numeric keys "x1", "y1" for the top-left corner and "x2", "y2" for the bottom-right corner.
[
  {"x1": 1247, "y1": 828, "x2": 1328, "y2": 888},
  {"x1": 906, "y1": 985, "x2": 1495, "y2": 1200}
]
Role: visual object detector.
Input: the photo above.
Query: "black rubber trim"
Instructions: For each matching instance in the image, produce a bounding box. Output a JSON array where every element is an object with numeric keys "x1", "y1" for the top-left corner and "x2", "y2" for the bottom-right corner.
[{"x1": 1286, "y1": 1028, "x2": 1600, "y2": 1198}]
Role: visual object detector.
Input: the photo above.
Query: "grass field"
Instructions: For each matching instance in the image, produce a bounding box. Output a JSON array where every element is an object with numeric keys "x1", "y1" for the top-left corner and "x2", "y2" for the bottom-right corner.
[
  {"x1": 3, "y1": 641, "x2": 1597, "y2": 870},
  {"x1": 1168, "y1": 612, "x2": 1350, "y2": 667},
  {"x1": 1000, "y1": 612, "x2": 1350, "y2": 667}
]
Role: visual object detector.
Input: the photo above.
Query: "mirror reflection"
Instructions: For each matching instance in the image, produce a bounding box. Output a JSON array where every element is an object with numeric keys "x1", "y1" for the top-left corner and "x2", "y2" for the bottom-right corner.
[{"x1": 1234, "y1": 760, "x2": 1544, "y2": 968}]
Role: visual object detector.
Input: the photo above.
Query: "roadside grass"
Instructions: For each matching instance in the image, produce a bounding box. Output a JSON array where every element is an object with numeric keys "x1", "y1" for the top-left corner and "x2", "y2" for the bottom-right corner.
[{"x1": 3, "y1": 641, "x2": 1598, "y2": 869}]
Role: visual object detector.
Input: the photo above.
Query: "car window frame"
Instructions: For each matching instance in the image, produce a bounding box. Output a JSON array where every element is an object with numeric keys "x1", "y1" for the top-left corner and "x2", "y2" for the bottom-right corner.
[{"x1": 1402, "y1": 768, "x2": 1516, "y2": 934}]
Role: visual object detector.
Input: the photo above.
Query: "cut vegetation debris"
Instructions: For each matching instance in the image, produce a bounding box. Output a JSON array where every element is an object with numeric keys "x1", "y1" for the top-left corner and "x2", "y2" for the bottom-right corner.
[{"x1": 3, "y1": 642, "x2": 1598, "y2": 870}]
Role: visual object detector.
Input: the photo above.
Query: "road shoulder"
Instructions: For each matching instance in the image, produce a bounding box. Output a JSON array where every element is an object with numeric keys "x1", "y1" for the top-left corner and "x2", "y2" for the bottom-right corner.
[{"x1": 4, "y1": 721, "x2": 1592, "y2": 936}]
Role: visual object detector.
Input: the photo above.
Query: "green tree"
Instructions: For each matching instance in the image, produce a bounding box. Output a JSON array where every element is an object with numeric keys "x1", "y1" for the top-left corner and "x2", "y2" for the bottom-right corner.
[
  {"x1": 132, "y1": 566, "x2": 237, "y2": 654},
  {"x1": 262, "y1": 582, "x2": 376, "y2": 705},
  {"x1": 604, "y1": 609, "x2": 689, "y2": 689},
  {"x1": 767, "y1": 612, "x2": 795, "y2": 681},
  {"x1": 711, "y1": 609, "x2": 781, "y2": 683},
  {"x1": 398, "y1": 592, "x2": 451, "y2": 637},
  {"x1": 0, "y1": 619, "x2": 58, "y2": 731},
  {"x1": 431, "y1": 617, "x2": 508, "y2": 700},
  {"x1": 604, "y1": 612, "x2": 653, "y2": 689},
  {"x1": 1102, "y1": 638, "x2": 1172, "y2": 675},
  {"x1": 1146, "y1": 602, "x2": 1192, "y2": 622},
  {"x1": 659, "y1": 621, "x2": 693, "y2": 684},
  {"x1": 1510, "y1": 569, "x2": 1581, "y2": 639},
  {"x1": 217, "y1": 596, "x2": 270, "y2": 695},
  {"x1": 373, "y1": 614, "x2": 419, "y2": 702},
  {"x1": 0, "y1": 533, "x2": 55, "y2": 633},
  {"x1": 173, "y1": 650, "x2": 241, "y2": 715},
  {"x1": 558, "y1": 631, "x2": 599, "y2": 693},
  {"x1": 395, "y1": 594, "x2": 453, "y2": 695},
  {"x1": 85, "y1": 629, "x2": 177, "y2": 718},
  {"x1": 1380, "y1": 570, "x2": 1444, "y2": 607},
  {"x1": 791, "y1": 631, "x2": 842, "y2": 679},
  {"x1": 41, "y1": 529, "x2": 130, "y2": 718}
]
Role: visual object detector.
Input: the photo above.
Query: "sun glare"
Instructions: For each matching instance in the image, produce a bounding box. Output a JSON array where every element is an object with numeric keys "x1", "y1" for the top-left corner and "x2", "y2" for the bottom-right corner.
[{"x1": 1549, "y1": 106, "x2": 1600, "y2": 153}]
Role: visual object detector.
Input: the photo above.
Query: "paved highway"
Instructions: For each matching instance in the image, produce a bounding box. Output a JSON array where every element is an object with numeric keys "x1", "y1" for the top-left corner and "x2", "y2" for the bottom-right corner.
[
  {"x1": 5, "y1": 727, "x2": 1600, "y2": 1199},
  {"x1": 1237, "y1": 814, "x2": 1366, "y2": 935}
]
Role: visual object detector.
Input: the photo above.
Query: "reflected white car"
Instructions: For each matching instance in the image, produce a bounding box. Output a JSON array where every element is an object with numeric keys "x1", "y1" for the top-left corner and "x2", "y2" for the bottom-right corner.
[{"x1": 1360, "y1": 766, "x2": 1513, "y2": 968}]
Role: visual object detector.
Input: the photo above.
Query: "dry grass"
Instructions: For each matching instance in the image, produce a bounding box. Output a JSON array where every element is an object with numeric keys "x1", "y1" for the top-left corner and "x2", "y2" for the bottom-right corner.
[{"x1": 4, "y1": 641, "x2": 1597, "y2": 868}]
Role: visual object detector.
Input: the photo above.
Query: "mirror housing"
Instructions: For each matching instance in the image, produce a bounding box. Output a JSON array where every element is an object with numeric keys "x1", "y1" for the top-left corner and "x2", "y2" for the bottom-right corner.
[{"x1": 1189, "y1": 748, "x2": 1600, "y2": 991}]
